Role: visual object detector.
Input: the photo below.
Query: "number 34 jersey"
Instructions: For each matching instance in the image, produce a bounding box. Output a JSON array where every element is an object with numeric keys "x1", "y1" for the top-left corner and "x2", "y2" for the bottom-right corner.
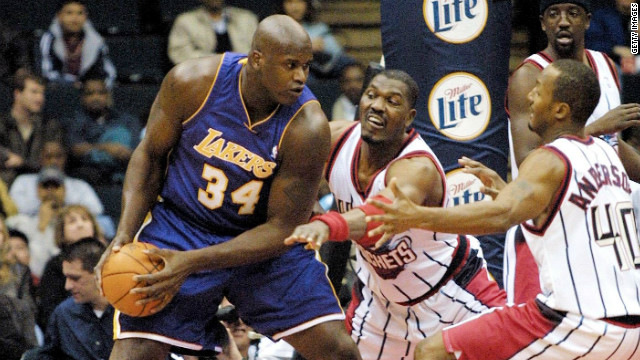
[
  {"x1": 524, "y1": 135, "x2": 640, "y2": 319},
  {"x1": 158, "y1": 52, "x2": 318, "y2": 235}
]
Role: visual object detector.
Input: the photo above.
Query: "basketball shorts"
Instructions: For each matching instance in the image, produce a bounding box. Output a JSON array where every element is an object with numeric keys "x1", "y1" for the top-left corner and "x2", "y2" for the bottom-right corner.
[
  {"x1": 443, "y1": 299, "x2": 640, "y2": 360},
  {"x1": 347, "y1": 250, "x2": 506, "y2": 359},
  {"x1": 114, "y1": 202, "x2": 344, "y2": 353}
]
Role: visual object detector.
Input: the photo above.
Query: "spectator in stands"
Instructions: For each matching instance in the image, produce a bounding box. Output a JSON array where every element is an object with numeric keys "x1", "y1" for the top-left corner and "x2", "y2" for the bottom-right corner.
[
  {"x1": 0, "y1": 217, "x2": 38, "y2": 358},
  {"x1": 168, "y1": 0, "x2": 259, "y2": 65},
  {"x1": 0, "y1": 177, "x2": 17, "y2": 219},
  {"x1": 331, "y1": 63, "x2": 364, "y2": 121},
  {"x1": 0, "y1": 293, "x2": 36, "y2": 360},
  {"x1": 9, "y1": 140, "x2": 114, "y2": 238},
  {"x1": 279, "y1": 0, "x2": 354, "y2": 79},
  {"x1": 39, "y1": 0, "x2": 117, "y2": 88},
  {"x1": 64, "y1": 76, "x2": 140, "y2": 186},
  {"x1": 0, "y1": 72, "x2": 61, "y2": 185},
  {"x1": 6, "y1": 229, "x2": 30, "y2": 270},
  {"x1": 586, "y1": 0, "x2": 638, "y2": 69},
  {"x1": 5, "y1": 167, "x2": 66, "y2": 280},
  {"x1": 36, "y1": 204, "x2": 102, "y2": 331},
  {"x1": 0, "y1": 20, "x2": 34, "y2": 87},
  {"x1": 30, "y1": 237, "x2": 113, "y2": 360}
]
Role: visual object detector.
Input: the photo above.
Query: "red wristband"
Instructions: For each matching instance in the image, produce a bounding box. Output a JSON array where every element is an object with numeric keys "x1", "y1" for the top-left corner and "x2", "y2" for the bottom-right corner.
[
  {"x1": 310, "y1": 211, "x2": 349, "y2": 242},
  {"x1": 356, "y1": 194, "x2": 393, "y2": 248}
]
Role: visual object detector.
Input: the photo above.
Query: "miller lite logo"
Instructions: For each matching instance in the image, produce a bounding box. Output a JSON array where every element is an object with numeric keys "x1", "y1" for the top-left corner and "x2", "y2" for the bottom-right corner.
[
  {"x1": 446, "y1": 168, "x2": 491, "y2": 206},
  {"x1": 428, "y1": 72, "x2": 491, "y2": 141},
  {"x1": 423, "y1": 0, "x2": 488, "y2": 43}
]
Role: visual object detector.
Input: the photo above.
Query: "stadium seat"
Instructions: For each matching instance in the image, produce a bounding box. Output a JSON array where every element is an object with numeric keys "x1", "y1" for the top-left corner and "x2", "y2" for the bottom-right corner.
[
  {"x1": 112, "y1": 83, "x2": 160, "y2": 125},
  {"x1": 85, "y1": 0, "x2": 141, "y2": 35},
  {"x1": 105, "y1": 34, "x2": 170, "y2": 84}
]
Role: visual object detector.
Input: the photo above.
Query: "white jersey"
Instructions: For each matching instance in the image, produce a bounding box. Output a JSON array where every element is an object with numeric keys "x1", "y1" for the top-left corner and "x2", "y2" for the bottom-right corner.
[
  {"x1": 326, "y1": 123, "x2": 467, "y2": 304},
  {"x1": 523, "y1": 136, "x2": 640, "y2": 318},
  {"x1": 508, "y1": 49, "x2": 621, "y2": 178}
]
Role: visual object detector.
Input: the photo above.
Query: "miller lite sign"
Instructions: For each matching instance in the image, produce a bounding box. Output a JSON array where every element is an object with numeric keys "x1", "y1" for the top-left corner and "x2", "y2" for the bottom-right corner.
[
  {"x1": 428, "y1": 72, "x2": 491, "y2": 141},
  {"x1": 446, "y1": 168, "x2": 491, "y2": 207},
  {"x1": 423, "y1": 0, "x2": 488, "y2": 43}
]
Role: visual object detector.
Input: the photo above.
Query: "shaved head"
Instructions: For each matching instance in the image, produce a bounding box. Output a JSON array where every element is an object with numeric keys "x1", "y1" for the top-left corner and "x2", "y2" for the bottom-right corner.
[{"x1": 251, "y1": 14, "x2": 311, "y2": 56}]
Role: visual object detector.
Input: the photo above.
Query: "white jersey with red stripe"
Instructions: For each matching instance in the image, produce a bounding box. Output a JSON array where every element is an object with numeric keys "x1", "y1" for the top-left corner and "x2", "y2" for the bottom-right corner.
[
  {"x1": 326, "y1": 123, "x2": 463, "y2": 304},
  {"x1": 523, "y1": 136, "x2": 640, "y2": 318},
  {"x1": 508, "y1": 49, "x2": 621, "y2": 179}
]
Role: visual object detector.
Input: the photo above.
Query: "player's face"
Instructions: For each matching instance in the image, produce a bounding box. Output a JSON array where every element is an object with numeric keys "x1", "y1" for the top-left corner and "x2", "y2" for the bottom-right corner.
[
  {"x1": 14, "y1": 80, "x2": 45, "y2": 115},
  {"x1": 63, "y1": 259, "x2": 101, "y2": 304},
  {"x1": 527, "y1": 67, "x2": 559, "y2": 135},
  {"x1": 259, "y1": 47, "x2": 312, "y2": 106},
  {"x1": 7, "y1": 237, "x2": 30, "y2": 266},
  {"x1": 359, "y1": 75, "x2": 415, "y2": 144},
  {"x1": 63, "y1": 210, "x2": 95, "y2": 245},
  {"x1": 57, "y1": 2, "x2": 88, "y2": 34},
  {"x1": 540, "y1": 4, "x2": 590, "y2": 57}
]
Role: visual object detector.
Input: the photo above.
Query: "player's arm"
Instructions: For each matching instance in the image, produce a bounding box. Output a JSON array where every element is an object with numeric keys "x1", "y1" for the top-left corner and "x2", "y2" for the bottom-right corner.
[
  {"x1": 284, "y1": 155, "x2": 443, "y2": 250},
  {"x1": 183, "y1": 101, "x2": 331, "y2": 269},
  {"x1": 366, "y1": 148, "x2": 566, "y2": 237},
  {"x1": 508, "y1": 64, "x2": 544, "y2": 167},
  {"x1": 618, "y1": 130, "x2": 640, "y2": 183},
  {"x1": 584, "y1": 103, "x2": 640, "y2": 137}
]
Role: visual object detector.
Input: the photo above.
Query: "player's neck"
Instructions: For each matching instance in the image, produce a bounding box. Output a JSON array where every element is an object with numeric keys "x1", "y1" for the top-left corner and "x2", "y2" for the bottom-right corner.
[
  {"x1": 360, "y1": 136, "x2": 406, "y2": 173},
  {"x1": 240, "y1": 71, "x2": 279, "y2": 124},
  {"x1": 544, "y1": 45, "x2": 586, "y2": 63},
  {"x1": 543, "y1": 125, "x2": 586, "y2": 144}
]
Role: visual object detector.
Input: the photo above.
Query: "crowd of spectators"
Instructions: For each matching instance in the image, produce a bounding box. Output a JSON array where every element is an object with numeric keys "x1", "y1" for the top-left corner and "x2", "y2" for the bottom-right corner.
[{"x1": 1, "y1": 0, "x2": 638, "y2": 359}]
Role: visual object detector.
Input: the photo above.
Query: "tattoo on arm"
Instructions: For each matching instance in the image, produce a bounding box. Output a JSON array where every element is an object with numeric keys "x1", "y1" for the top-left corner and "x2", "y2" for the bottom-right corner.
[{"x1": 282, "y1": 178, "x2": 309, "y2": 206}]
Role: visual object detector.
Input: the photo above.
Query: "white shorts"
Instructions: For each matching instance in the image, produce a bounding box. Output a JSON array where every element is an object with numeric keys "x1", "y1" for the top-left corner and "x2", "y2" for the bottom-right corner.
[{"x1": 347, "y1": 266, "x2": 505, "y2": 359}]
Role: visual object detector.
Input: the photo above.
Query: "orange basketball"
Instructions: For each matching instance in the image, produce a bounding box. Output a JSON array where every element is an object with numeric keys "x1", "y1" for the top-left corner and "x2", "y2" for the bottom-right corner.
[{"x1": 101, "y1": 242, "x2": 166, "y2": 317}]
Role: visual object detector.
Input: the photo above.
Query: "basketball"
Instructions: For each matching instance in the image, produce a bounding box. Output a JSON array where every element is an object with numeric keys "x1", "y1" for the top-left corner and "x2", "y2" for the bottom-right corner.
[{"x1": 101, "y1": 242, "x2": 166, "y2": 317}]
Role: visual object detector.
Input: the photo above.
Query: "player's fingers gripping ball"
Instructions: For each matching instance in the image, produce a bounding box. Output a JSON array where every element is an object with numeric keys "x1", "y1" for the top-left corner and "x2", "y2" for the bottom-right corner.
[{"x1": 101, "y1": 242, "x2": 167, "y2": 317}]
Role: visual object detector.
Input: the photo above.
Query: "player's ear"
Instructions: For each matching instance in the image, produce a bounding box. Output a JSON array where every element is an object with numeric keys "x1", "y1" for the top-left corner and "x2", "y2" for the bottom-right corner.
[
  {"x1": 249, "y1": 49, "x2": 263, "y2": 69},
  {"x1": 554, "y1": 102, "x2": 571, "y2": 122},
  {"x1": 405, "y1": 108, "x2": 417, "y2": 129}
]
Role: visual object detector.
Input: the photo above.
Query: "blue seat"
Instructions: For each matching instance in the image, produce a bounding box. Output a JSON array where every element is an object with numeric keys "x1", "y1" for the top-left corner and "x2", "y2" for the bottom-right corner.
[{"x1": 105, "y1": 34, "x2": 169, "y2": 84}]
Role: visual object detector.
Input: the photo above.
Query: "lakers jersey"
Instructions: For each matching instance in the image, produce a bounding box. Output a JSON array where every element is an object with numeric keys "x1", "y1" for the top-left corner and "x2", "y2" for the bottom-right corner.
[
  {"x1": 158, "y1": 52, "x2": 318, "y2": 236},
  {"x1": 326, "y1": 123, "x2": 469, "y2": 304},
  {"x1": 524, "y1": 136, "x2": 640, "y2": 318},
  {"x1": 508, "y1": 50, "x2": 621, "y2": 178}
]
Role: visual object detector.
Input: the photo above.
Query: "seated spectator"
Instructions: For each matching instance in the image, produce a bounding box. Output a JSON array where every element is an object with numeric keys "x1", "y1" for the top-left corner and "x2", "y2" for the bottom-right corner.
[
  {"x1": 0, "y1": 217, "x2": 38, "y2": 358},
  {"x1": 5, "y1": 167, "x2": 66, "y2": 280},
  {"x1": 36, "y1": 204, "x2": 102, "y2": 331},
  {"x1": 9, "y1": 140, "x2": 114, "y2": 238},
  {"x1": 279, "y1": 0, "x2": 354, "y2": 79},
  {"x1": 331, "y1": 63, "x2": 364, "y2": 121},
  {"x1": 586, "y1": 0, "x2": 638, "y2": 70},
  {"x1": 0, "y1": 72, "x2": 62, "y2": 185},
  {"x1": 29, "y1": 237, "x2": 113, "y2": 360},
  {"x1": 168, "y1": 0, "x2": 258, "y2": 65},
  {"x1": 38, "y1": 0, "x2": 116, "y2": 88},
  {"x1": 64, "y1": 76, "x2": 140, "y2": 185},
  {"x1": 0, "y1": 20, "x2": 34, "y2": 86},
  {"x1": 6, "y1": 229, "x2": 30, "y2": 272},
  {"x1": 0, "y1": 293, "x2": 37, "y2": 360},
  {"x1": 0, "y1": 177, "x2": 17, "y2": 218}
]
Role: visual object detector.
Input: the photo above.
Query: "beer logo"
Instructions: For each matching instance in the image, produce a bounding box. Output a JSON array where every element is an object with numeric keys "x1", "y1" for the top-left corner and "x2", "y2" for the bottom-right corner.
[
  {"x1": 428, "y1": 72, "x2": 491, "y2": 141},
  {"x1": 423, "y1": 0, "x2": 489, "y2": 43},
  {"x1": 446, "y1": 168, "x2": 491, "y2": 207}
]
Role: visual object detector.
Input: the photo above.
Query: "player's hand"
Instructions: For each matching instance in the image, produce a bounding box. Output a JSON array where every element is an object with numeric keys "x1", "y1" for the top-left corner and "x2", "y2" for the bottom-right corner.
[
  {"x1": 94, "y1": 233, "x2": 133, "y2": 296},
  {"x1": 130, "y1": 247, "x2": 191, "y2": 314},
  {"x1": 365, "y1": 178, "x2": 425, "y2": 245},
  {"x1": 586, "y1": 103, "x2": 640, "y2": 136},
  {"x1": 458, "y1": 156, "x2": 506, "y2": 200},
  {"x1": 284, "y1": 220, "x2": 331, "y2": 250}
]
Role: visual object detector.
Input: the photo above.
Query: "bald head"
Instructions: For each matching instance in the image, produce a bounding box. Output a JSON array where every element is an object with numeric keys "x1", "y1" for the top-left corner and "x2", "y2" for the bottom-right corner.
[{"x1": 251, "y1": 14, "x2": 311, "y2": 56}]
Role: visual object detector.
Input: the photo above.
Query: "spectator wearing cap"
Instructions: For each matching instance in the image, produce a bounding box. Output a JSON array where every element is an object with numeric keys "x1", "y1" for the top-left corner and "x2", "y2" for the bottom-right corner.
[
  {"x1": 5, "y1": 166, "x2": 65, "y2": 279},
  {"x1": 9, "y1": 140, "x2": 114, "y2": 238}
]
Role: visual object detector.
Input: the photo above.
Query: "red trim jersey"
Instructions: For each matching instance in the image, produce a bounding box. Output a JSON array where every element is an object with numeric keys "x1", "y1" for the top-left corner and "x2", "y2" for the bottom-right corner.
[
  {"x1": 525, "y1": 136, "x2": 640, "y2": 318},
  {"x1": 326, "y1": 123, "x2": 467, "y2": 304}
]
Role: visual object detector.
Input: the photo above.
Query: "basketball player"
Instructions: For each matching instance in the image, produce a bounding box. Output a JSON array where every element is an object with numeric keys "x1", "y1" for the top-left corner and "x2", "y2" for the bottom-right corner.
[
  {"x1": 94, "y1": 15, "x2": 361, "y2": 360},
  {"x1": 505, "y1": 0, "x2": 640, "y2": 304},
  {"x1": 367, "y1": 59, "x2": 640, "y2": 360},
  {"x1": 284, "y1": 70, "x2": 506, "y2": 359}
]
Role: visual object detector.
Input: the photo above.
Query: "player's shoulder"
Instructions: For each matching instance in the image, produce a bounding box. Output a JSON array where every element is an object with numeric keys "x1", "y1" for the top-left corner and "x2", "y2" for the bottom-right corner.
[{"x1": 170, "y1": 55, "x2": 223, "y2": 86}]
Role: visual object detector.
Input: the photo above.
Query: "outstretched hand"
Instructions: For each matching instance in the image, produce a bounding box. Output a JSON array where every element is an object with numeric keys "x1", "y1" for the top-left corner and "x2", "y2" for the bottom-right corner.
[
  {"x1": 586, "y1": 103, "x2": 640, "y2": 136},
  {"x1": 129, "y1": 247, "x2": 192, "y2": 315},
  {"x1": 458, "y1": 156, "x2": 506, "y2": 200},
  {"x1": 284, "y1": 220, "x2": 331, "y2": 250},
  {"x1": 365, "y1": 178, "x2": 424, "y2": 248}
]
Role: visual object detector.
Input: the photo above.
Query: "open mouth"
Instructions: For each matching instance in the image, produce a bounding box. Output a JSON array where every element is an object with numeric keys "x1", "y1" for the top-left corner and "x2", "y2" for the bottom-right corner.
[
  {"x1": 365, "y1": 113, "x2": 385, "y2": 129},
  {"x1": 556, "y1": 32, "x2": 573, "y2": 46}
]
